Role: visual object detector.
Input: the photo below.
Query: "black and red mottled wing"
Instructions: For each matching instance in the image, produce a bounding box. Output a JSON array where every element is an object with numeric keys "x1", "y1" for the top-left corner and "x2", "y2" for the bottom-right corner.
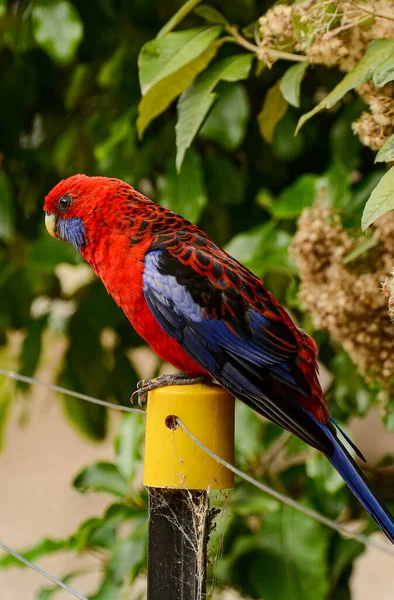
[{"x1": 143, "y1": 231, "x2": 333, "y2": 455}]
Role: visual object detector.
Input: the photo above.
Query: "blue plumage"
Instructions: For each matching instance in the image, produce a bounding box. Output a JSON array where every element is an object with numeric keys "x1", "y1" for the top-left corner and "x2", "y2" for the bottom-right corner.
[
  {"x1": 143, "y1": 247, "x2": 394, "y2": 543},
  {"x1": 57, "y1": 217, "x2": 86, "y2": 251},
  {"x1": 317, "y1": 419, "x2": 394, "y2": 543}
]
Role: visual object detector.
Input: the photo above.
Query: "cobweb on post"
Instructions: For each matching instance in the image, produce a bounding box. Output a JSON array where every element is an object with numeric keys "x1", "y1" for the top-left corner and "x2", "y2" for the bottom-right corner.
[{"x1": 147, "y1": 485, "x2": 233, "y2": 599}]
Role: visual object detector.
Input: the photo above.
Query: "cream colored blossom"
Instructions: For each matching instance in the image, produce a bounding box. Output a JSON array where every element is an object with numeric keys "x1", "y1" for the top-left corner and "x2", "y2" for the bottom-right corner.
[
  {"x1": 258, "y1": 1, "x2": 394, "y2": 152},
  {"x1": 291, "y1": 207, "x2": 394, "y2": 393}
]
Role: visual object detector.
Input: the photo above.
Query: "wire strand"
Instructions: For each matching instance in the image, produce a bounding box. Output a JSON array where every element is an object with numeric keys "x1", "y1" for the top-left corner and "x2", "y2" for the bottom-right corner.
[
  {"x1": 0, "y1": 369, "x2": 145, "y2": 415},
  {"x1": 0, "y1": 367, "x2": 393, "y2": 562},
  {"x1": 0, "y1": 541, "x2": 88, "y2": 600},
  {"x1": 176, "y1": 417, "x2": 394, "y2": 558}
]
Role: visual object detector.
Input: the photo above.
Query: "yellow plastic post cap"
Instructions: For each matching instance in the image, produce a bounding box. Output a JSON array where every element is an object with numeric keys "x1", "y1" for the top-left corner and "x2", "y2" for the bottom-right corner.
[{"x1": 143, "y1": 383, "x2": 235, "y2": 490}]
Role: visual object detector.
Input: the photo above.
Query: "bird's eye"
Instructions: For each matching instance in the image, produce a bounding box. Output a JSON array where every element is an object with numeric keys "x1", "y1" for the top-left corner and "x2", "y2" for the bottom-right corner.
[{"x1": 58, "y1": 195, "x2": 73, "y2": 211}]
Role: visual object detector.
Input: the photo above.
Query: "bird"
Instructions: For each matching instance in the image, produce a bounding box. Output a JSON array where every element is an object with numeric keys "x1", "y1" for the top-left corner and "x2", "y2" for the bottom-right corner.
[{"x1": 44, "y1": 173, "x2": 394, "y2": 543}]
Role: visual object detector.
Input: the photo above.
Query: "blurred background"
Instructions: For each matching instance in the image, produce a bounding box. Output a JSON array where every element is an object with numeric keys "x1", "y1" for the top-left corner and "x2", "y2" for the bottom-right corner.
[{"x1": 0, "y1": 0, "x2": 394, "y2": 598}]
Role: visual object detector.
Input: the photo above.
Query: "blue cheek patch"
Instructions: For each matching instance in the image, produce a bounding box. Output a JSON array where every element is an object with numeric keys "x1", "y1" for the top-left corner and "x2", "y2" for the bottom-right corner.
[{"x1": 57, "y1": 217, "x2": 86, "y2": 252}]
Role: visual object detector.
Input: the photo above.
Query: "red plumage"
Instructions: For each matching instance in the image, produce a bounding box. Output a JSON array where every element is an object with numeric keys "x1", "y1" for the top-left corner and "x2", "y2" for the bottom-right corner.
[
  {"x1": 44, "y1": 174, "x2": 327, "y2": 421},
  {"x1": 44, "y1": 174, "x2": 394, "y2": 543}
]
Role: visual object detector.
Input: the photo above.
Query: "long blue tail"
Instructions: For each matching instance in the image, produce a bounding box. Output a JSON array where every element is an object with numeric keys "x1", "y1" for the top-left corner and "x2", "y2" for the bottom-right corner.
[{"x1": 321, "y1": 422, "x2": 394, "y2": 543}]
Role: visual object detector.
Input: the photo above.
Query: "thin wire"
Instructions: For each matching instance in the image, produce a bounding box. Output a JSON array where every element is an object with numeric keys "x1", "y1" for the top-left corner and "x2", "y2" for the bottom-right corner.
[
  {"x1": 1, "y1": 367, "x2": 393, "y2": 557},
  {"x1": 176, "y1": 418, "x2": 394, "y2": 558},
  {"x1": 0, "y1": 541, "x2": 88, "y2": 600},
  {"x1": 0, "y1": 369, "x2": 145, "y2": 415}
]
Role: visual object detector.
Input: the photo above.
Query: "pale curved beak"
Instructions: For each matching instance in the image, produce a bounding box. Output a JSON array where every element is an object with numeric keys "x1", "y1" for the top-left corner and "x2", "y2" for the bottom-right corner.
[{"x1": 45, "y1": 213, "x2": 57, "y2": 239}]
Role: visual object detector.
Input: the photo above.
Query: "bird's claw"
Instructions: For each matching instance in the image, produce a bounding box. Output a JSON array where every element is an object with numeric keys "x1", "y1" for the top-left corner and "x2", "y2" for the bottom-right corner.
[
  {"x1": 130, "y1": 379, "x2": 152, "y2": 409},
  {"x1": 130, "y1": 373, "x2": 212, "y2": 409}
]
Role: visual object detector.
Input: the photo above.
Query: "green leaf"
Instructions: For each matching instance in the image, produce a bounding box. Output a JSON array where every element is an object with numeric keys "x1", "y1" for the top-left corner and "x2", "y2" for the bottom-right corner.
[
  {"x1": 194, "y1": 5, "x2": 229, "y2": 26},
  {"x1": 384, "y1": 396, "x2": 394, "y2": 430},
  {"x1": 73, "y1": 462, "x2": 128, "y2": 497},
  {"x1": 232, "y1": 483, "x2": 280, "y2": 516},
  {"x1": 323, "y1": 164, "x2": 351, "y2": 208},
  {"x1": 361, "y1": 166, "x2": 394, "y2": 230},
  {"x1": 108, "y1": 525, "x2": 147, "y2": 584},
  {"x1": 60, "y1": 346, "x2": 108, "y2": 440},
  {"x1": 199, "y1": 82, "x2": 250, "y2": 150},
  {"x1": 224, "y1": 222, "x2": 276, "y2": 263},
  {"x1": 373, "y1": 51, "x2": 394, "y2": 87},
  {"x1": 204, "y1": 154, "x2": 245, "y2": 206},
  {"x1": 0, "y1": 171, "x2": 14, "y2": 243},
  {"x1": 89, "y1": 581, "x2": 121, "y2": 600},
  {"x1": 297, "y1": 38, "x2": 394, "y2": 133},
  {"x1": 109, "y1": 348, "x2": 139, "y2": 408},
  {"x1": 139, "y1": 26, "x2": 222, "y2": 95},
  {"x1": 137, "y1": 41, "x2": 219, "y2": 138},
  {"x1": 62, "y1": 394, "x2": 107, "y2": 441},
  {"x1": 0, "y1": 538, "x2": 67, "y2": 569},
  {"x1": 222, "y1": 505, "x2": 329, "y2": 600},
  {"x1": 59, "y1": 291, "x2": 124, "y2": 440},
  {"x1": 176, "y1": 54, "x2": 253, "y2": 170},
  {"x1": 234, "y1": 402, "x2": 262, "y2": 464},
  {"x1": 71, "y1": 516, "x2": 115, "y2": 552},
  {"x1": 94, "y1": 111, "x2": 134, "y2": 165},
  {"x1": 36, "y1": 571, "x2": 83, "y2": 600},
  {"x1": 280, "y1": 62, "x2": 308, "y2": 108},
  {"x1": 272, "y1": 174, "x2": 318, "y2": 218},
  {"x1": 98, "y1": 44, "x2": 126, "y2": 88},
  {"x1": 224, "y1": 222, "x2": 296, "y2": 277},
  {"x1": 65, "y1": 64, "x2": 92, "y2": 111},
  {"x1": 70, "y1": 503, "x2": 139, "y2": 552},
  {"x1": 29, "y1": 233, "x2": 80, "y2": 272},
  {"x1": 375, "y1": 133, "x2": 394, "y2": 163},
  {"x1": 157, "y1": 147, "x2": 207, "y2": 223},
  {"x1": 157, "y1": 0, "x2": 204, "y2": 38},
  {"x1": 330, "y1": 351, "x2": 373, "y2": 416},
  {"x1": 116, "y1": 413, "x2": 145, "y2": 482},
  {"x1": 330, "y1": 99, "x2": 364, "y2": 171},
  {"x1": 306, "y1": 451, "x2": 344, "y2": 494},
  {"x1": 346, "y1": 170, "x2": 384, "y2": 215},
  {"x1": 330, "y1": 538, "x2": 364, "y2": 590},
  {"x1": 272, "y1": 114, "x2": 305, "y2": 162},
  {"x1": 258, "y1": 81, "x2": 288, "y2": 143},
  {"x1": 18, "y1": 316, "x2": 47, "y2": 389},
  {"x1": 256, "y1": 188, "x2": 274, "y2": 210},
  {"x1": 32, "y1": 1, "x2": 83, "y2": 65},
  {"x1": 291, "y1": 12, "x2": 316, "y2": 50},
  {"x1": 342, "y1": 236, "x2": 378, "y2": 264}
]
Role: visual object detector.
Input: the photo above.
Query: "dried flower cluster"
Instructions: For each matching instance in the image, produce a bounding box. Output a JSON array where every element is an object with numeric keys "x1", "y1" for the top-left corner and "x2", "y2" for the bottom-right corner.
[
  {"x1": 291, "y1": 206, "x2": 394, "y2": 393},
  {"x1": 352, "y1": 82, "x2": 394, "y2": 151},
  {"x1": 382, "y1": 273, "x2": 394, "y2": 321},
  {"x1": 258, "y1": 5, "x2": 296, "y2": 65},
  {"x1": 258, "y1": 1, "x2": 394, "y2": 151}
]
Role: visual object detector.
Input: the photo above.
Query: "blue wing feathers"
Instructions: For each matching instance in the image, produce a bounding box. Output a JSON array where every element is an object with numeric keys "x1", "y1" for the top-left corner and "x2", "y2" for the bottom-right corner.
[
  {"x1": 329, "y1": 417, "x2": 367, "y2": 463},
  {"x1": 144, "y1": 250, "x2": 302, "y2": 387},
  {"x1": 143, "y1": 248, "x2": 333, "y2": 454},
  {"x1": 317, "y1": 420, "x2": 394, "y2": 542},
  {"x1": 143, "y1": 247, "x2": 394, "y2": 543}
]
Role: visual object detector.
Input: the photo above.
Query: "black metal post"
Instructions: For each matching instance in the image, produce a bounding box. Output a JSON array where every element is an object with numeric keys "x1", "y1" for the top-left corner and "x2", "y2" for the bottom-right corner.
[{"x1": 147, "y1": 488, "x2": 209, "y2": 600}]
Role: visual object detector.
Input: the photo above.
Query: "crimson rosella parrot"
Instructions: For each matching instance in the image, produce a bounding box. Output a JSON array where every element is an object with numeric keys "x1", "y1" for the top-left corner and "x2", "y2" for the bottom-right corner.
[{"x1": 44, "y1": 174, "x2": 394, "y2": 543}]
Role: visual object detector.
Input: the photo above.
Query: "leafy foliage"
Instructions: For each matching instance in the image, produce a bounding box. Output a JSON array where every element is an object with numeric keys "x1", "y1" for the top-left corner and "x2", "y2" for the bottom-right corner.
[
  {"x1": 219, "y1": 505, "x2": 330, "y2": 600},
  {"x1": 32, "y1": 1, "x2": 83, "y2": 64},
  {"x1": 280, "y1": 62, "x2": 308, "y2": 108},
  {"x1": 362, "y1": 167, "x2": 394, "y2": 230},
  {"x1": 175, "y1": 53, "x2": 252, "y2": 169},
  {"x1": 1, "y1": 0, "x2": 394, "y2": 598},
  {"x1": 296, "y1": 38, "x2": 394, "y2": 132},
  {"x1": 258, "y1": 81, "x2": 288, "y2": 143}
]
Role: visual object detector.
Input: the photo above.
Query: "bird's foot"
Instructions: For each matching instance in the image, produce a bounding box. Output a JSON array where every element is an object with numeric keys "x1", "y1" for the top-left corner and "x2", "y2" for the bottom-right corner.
[{"x1": 130, "y1": 372, "x2": 212, "y2": 409}]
